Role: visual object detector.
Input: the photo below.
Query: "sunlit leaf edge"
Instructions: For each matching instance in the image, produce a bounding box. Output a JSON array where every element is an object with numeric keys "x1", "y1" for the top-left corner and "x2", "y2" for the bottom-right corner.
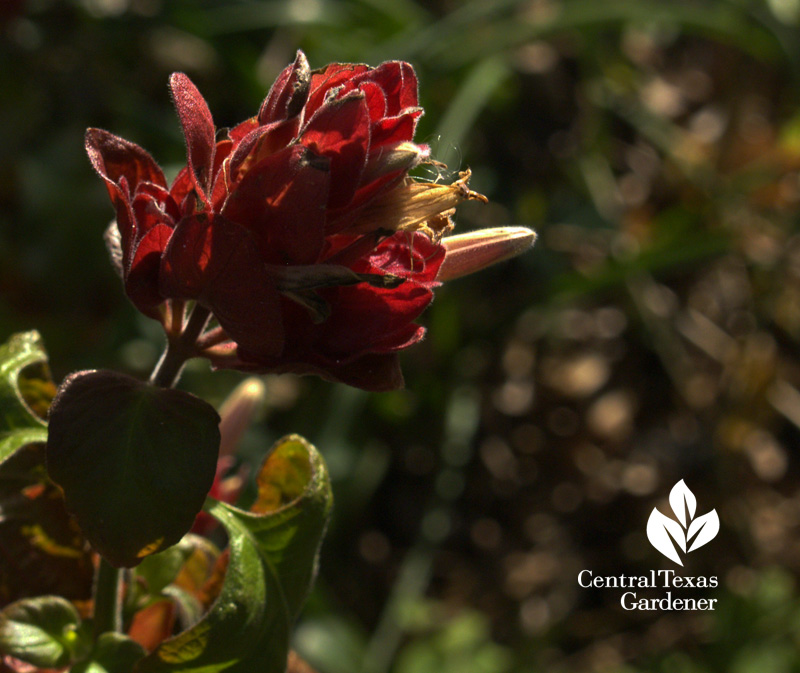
[{"x1": 0, "y1": 331, "x2": 50, "y2": 465}]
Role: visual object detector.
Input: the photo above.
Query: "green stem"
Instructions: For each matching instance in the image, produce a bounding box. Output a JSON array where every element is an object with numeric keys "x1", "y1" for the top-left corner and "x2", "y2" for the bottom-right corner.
[
  {"x1": 150, "y1": 304, "x2": 212, "y2": 388},
  {"x1": 92, "y1": 558, "x2": 122, "y2": 640}
]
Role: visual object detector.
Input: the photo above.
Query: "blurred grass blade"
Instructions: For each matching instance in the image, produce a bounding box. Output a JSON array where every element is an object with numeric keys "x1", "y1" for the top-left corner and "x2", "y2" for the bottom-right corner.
[
  {"x1": 433, "y1": 55, "x2": 512, "y2": 169},
  {"x1": 430, "y1": 0, "x2": 787, "y2": 68}
]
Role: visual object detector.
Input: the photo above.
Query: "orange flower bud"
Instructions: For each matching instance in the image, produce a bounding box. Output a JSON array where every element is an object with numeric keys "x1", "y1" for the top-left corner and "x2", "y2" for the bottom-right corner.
[
  {"x1": 218, "y1": 377, "x2": 267, "y2": 457},
  {"x1": 437, "y1": 226, "x2": 537, "y2": 281}
]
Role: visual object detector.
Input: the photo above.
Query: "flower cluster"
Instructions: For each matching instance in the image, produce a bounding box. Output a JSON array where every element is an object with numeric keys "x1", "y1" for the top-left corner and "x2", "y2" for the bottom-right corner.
[{"x1": 86, "y1": 51, "x2": 525, "y2": 390}]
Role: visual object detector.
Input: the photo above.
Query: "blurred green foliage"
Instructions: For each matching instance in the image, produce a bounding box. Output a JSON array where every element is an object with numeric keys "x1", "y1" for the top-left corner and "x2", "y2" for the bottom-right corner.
[{"x1": 7, "y1": 0, "x2": 800, "y2": 671}]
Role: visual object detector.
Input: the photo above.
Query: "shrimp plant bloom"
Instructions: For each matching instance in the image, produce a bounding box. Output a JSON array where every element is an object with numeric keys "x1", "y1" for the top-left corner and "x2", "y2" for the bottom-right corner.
[
  {"x1": 85, "y1": 51, "x2": 509, "y2": 391},
  {"x1": 0, "y1": 50, "x2": 536, "y2": 673}
]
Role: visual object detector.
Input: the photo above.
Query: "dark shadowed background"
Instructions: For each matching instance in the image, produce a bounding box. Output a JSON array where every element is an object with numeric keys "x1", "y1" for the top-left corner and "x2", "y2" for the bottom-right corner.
[{"x1": 4, "y1": 0, "x2": 800, "y2": 671}]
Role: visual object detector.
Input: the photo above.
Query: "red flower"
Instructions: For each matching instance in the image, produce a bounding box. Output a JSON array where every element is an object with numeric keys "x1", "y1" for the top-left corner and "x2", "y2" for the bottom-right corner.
[{"x1": 86, "y1": 51, "x2": 485, "y2": 390}]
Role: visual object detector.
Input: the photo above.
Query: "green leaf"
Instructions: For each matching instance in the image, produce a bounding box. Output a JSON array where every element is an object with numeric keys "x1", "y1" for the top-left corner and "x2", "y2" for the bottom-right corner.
[
  {"x1": 46, "y1": 370, "x2": 221, "y2": 568},
  {"x1": 0, "y1": 331, "x2": 50, "y2": 464},
  {"x1": 72, "y1": 633, "x2": 147, "y2": 673},
  {"x1": 136, "y1": 536, "x2": 201, "y2": 598},
  {"x1": 136, "y1": 434, "x2": 332, "y2": 673},
  {"x1": 0, "y1": 595, "x2": 85, "y2": 668}
]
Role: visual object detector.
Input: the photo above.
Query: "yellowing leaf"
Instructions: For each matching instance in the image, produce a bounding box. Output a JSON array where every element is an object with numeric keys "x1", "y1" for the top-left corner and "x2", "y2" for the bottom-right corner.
[{"x1": 251, "y1": 435, "x2": 313, "y2": 514}]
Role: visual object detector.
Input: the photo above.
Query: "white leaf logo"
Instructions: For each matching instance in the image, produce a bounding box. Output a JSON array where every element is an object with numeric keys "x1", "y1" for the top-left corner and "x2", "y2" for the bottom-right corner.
[
  {"x1": 646, "y1": 509, "x2": 685, "y2": 565},
  {"x1": 647, "y1": 480, "x2": 719, "y2": 566},
  {"x1": 669, "y1": 479, "x2": 696, "y2": 527},
  {"x1": 687, "y1": 511, "x2": 720, "y2": 552}
]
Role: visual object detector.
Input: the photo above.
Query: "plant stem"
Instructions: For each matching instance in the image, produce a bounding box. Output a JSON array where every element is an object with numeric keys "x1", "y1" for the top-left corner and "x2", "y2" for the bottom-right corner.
[
  {"x1": 167, "y1": 298, "x2": 187, "y2": 338},
  {"x1": 150, "y1": 304, "x2": 212, "y2": 388},
  {"x1": 92, "y1": 557, "x2": 122, "y2": 641},
  {"x1": 195, "y1": 325, "x2": 230, "y2": 351}
]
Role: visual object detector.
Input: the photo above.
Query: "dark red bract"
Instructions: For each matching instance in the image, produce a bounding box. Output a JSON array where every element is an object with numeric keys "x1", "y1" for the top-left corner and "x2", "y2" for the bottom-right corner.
[{"x1": 86, "y1": 51, "x2": 481, "y2": 390}]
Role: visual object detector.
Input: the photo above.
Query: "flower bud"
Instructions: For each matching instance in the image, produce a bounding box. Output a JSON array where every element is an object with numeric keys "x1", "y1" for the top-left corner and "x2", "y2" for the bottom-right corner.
[
  {"x1": 218, "y1": 377, "x2": 267, "y2": 457},
  {"x1": 437, "y1": 226, "x2": 537, "y2": 281}
]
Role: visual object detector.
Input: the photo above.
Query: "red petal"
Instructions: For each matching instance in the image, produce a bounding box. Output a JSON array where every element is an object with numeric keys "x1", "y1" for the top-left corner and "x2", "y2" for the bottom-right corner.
[
  {"x1": 258, "y1": 50, "x2": 310, "y2": 124},
  {"x1": 228, "y1": 117, "x2": 259, "y2": 144},
  {"x1": 258, "y1": 59, "x2": 292, "y2": 122},
  {"x1": 131, "y1": 185, "x2": 174, "y2": 243},
  {"x1": 396, "y1": 61, "x2": 419, "y2": 111},
  {"x1": 358, "y1": 80, "x2": 387, "y2": 122},
  {"x1": 126, "y1": 223, "x2": 172, "y2": 315},
  {"x1": 322, "y1": 232, "x2": 383, "y2": 266},
  {"x1": 228, "y1": 125, "x2": 271, "y2": 177},
  {"x1": 305, "y1": 63, "x2": 370, "y2": 118},
  {"x1": 170, "y1": 72, "x2": 216, "y2": 199},
  {"x1": 85, "y1": 128, "x2": 167, "y2": 194},
  {"x1": 210, "y1": 138, "x2": 234, "y2": 210},
  {"x1": 307, "y1": 233, "x2": 442, "y2": 356},
  {"x1": 318, "y1": 281, "x2": 433, "y2": 356},
  {"x1": 159, "y1": 215, "x2": 285, "y2": 357},
  {"x1": 227, "y1": 118, "x2": 300, "y2": 181},
  {"x1": 169, "y1": 166, "x2": 195, "y2": 215},
  {"x1": 367, "y1": 323, "x2": 426, "y2": 353},
  {"x1": 222, "y1": 145, "x2": 329, "y2": 265},
  {"x1": 104, "y1": 180, "x2": 137, "y2": 269},
  {"x1": 203, "y1": 235, "x2": 285, "y2": 359},
  {"x1": 228, "y1": 285, "x2": 414, "y2": 391},
  {"x1": 351, "y1": 61, "x2": 419, "y2": 115},
  {"x1": 370, "y1": 108, "x2": 422, "y2": 147},
  {"x1": 159, "y1": 214, "x2": 214, "y2": 299},
  {"x1": 300, "y1": 92, "x2": 370, "y2": 209},
  {"x1": 368, "y1": 232, "x2": 444, "y2": 284}
]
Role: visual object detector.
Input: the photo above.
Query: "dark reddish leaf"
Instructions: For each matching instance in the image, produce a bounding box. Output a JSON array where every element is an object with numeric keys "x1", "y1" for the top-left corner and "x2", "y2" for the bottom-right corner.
[{"x1": 45, "y1": 370, "x2": 220, "y2": 568}]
